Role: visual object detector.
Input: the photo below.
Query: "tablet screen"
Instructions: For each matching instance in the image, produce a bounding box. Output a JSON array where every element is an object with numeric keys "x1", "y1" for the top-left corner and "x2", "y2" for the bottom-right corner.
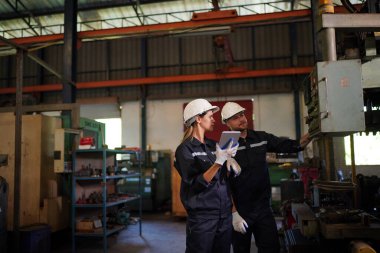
[{"x1": 219, "y1": 131, "x2": 241, "y2": 149}]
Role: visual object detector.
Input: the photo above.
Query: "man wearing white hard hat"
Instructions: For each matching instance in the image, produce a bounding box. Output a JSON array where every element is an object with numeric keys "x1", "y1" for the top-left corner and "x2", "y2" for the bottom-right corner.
[
  {"x1": 174, "y1": 98, "x2": 238, "y2": 253},
  {"x1": 221, "y1": 102, "x2": 311, "y2": 253}
]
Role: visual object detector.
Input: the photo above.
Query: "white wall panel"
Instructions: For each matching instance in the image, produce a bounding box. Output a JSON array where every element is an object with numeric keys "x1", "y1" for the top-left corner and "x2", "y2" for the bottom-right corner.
[
  {"x1": 121, "y1": 101, "x2": 140, "y2": 148},
  {"x1": 119, "y1": 94, "x2": 298, "y2": 152},
  {"x1": 80, "y1": 103, "x2": 120, "y2": 119},
  {"x1": 254, "y1": 93, "x2": 296, "y2": 139},
  {"x1": 146, "y1": 99, "x2": 188, "y2": 151}
]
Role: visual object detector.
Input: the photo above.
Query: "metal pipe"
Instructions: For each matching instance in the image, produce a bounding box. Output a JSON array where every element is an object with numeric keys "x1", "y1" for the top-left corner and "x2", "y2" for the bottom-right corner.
[
  {"x1": 350, "y1": 134, "x2": 356, "y2": 183},
  {"x1": 139, "y1": 37, "x2": 147, "y2": 237},
  {"x1": 294, "y1": 90, "x2": 301, "y2": 140},
  {"x1": 350, "y1": 134, "x2": 358, "y2": 208},
  {"x1": 318, "y1": 0, "x2": 337, "y2": 61},
  {"x1": 324, "y1": 137, "x2": 331, "y2": 180},
  {"x1": 311, "y1": 0, "x2": 322, "y2": 62},
  {"x1": 36, "y1": 49, "x2": 44, "y2": 103},
  {"x1": 325, "y1": 27, "x2": 337, "y2": 61},
  {"x1": 63, "y1": 0, "x2": 77, "y2": 104},
  {"x1": 289, "y1": 23, "x2": 301, "y2": 139},
  {"x1": 140, "y1": 37, "x2": 147, "y2": 161}
]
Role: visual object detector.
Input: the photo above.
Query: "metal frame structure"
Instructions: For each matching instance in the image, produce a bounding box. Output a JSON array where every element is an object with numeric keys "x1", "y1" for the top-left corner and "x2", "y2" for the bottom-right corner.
[
  {"x1": 0, "y1": 0, "x2": 175, "y2": 20},
  {"x1": 0, "y1": 1, "x2": 314, "y2": 39},
  {"x1": 317, "y1": 8, "x2": 380, "y2": 185},
  {"x1": 0, "y1": 5, "x2": 356, "y2": 47}
]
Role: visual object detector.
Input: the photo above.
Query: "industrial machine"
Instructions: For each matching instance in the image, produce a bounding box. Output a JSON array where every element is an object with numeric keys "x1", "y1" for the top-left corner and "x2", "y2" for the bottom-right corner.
[
  {"x1": 54, "y1": 117, "x2": 105, "y2": 173},
  {"x1": 305, "y1": 59, "x2": 366, "y2": 137},
  {"x1": 117, "y1": 150, "x2": 171, "y2": 211},
  {"x1": 285, "y1": 0, "x2": 380, "y2": 251}
]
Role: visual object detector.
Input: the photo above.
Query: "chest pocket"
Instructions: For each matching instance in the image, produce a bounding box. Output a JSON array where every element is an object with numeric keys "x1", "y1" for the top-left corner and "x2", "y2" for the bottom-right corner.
[
  {"x1": 248, "y1": 142, "x2": 267, "y2": 165},
  {"x1": 236, "y1": 141, "x2": 268, "y2": 168}
]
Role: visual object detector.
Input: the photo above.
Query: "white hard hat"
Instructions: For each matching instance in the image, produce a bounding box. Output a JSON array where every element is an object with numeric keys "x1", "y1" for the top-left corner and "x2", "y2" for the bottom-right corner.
[
  {"x1": 221, "y1": 102, "x2": 246, "y2": 123},
  {"x1": 183, "y1": 98, "x2": 219, "y2": 127}
]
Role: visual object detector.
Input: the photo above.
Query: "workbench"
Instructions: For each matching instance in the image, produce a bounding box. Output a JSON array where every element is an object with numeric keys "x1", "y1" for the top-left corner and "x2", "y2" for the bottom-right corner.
[{"x1": 320, "y1": 220, "x2": 380, "y2": 240}]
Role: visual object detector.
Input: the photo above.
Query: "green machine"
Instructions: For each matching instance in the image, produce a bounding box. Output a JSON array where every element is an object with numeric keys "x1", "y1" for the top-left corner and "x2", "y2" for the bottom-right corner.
[
  {"x1": 78, "y1": 117, "x2": 105, "y2": 149},
  {"x1": 117, "y1": 150, "x2": 172, "y2": 211},
  {"x1": 61, "y1": 116, "x2": 105, "y2": 149},
  {"x1": 56, "y1": 116, "x2": 105, "y2": 174}
]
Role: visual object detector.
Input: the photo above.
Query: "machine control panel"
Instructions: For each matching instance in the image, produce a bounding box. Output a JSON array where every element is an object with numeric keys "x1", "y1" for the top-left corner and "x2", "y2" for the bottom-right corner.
[{"x1": 304, "y1": 60, "x2": 365, "y2": 136}]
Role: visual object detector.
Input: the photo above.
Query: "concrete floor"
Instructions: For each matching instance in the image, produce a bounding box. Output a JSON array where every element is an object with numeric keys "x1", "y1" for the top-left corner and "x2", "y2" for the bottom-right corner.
[{"x1": 53, "y1": 212, "x2": 259, "y2": 253}]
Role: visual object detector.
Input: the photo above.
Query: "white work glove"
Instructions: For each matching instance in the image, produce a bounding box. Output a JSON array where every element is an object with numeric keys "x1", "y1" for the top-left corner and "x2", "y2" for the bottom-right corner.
[
  {"x1": 215, "y1": 143, "x2": 230, "y2": 165},
  {"x1": 229, "y1": 143, "x2": 238, "y2": 157},
  {"x1": 233, "y1": 211, "x2": 248, "y2": 234},
  {"x1": 226, "y1": 158, "x2": 241, "y2": 176},
  {"x1": 215, "y1": 141, "x2": 238, "y2": 165}
]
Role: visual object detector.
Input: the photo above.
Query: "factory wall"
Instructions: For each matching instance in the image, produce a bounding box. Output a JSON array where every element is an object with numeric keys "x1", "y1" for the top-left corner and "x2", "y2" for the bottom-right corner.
[{"x1": 79, "y1": 93, "x2": 298, "y2": 152}]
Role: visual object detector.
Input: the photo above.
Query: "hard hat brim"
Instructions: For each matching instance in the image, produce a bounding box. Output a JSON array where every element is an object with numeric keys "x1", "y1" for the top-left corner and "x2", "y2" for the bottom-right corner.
[{"x1": 222, "y1": 108, "x2": 245, "y2": 124}]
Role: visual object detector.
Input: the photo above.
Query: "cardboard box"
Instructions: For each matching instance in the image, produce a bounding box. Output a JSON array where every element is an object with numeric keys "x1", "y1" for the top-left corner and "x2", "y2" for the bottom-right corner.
[
  {"x1": 39, "y1": 196, "x2": 69, "y2": 232},
  {"x1": 76, "y1": 219, "x2": 94, "y2": 233}
]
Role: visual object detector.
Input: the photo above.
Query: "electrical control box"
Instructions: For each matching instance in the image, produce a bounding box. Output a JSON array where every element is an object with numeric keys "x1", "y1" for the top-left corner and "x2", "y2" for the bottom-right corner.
[{"x1": 305, "y1": 60, "x2": 365, "y2": 136}]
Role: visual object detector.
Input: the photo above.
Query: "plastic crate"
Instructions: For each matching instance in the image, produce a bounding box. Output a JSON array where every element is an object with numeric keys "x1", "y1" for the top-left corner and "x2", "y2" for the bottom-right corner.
[
  {"x1": 20, "y1": 224, "x2": 51, "y2": 253},
  {"x1": 0, "y1": 177, "x2": 8, "y2": 252}
]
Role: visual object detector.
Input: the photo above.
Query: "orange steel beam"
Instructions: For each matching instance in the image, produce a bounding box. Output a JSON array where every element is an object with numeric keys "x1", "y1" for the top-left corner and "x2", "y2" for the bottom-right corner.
[
  {"x1": 3, "y1": 6, "x2": 358, "y2": 47},
  {"x1": 192, "y1": 10, "x2": 238, "y2": 20},
  {"x1": 0, "y1": 66, "x2": 312, "y2": 94}
]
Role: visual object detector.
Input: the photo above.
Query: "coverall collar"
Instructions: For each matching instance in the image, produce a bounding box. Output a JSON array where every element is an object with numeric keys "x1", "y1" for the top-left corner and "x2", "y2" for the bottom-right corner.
[
  {"x1": 190, "y1": 137, "x2": 214, "y2": 147},
  {"x1": 244, "y1": 129, "x2": 256, "y2": 140}
]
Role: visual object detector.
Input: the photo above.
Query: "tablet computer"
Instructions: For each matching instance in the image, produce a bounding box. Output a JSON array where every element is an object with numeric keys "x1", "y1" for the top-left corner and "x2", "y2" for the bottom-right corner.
[{"x1": 219, "y1": 131, "x2": 241, "y2": 149}]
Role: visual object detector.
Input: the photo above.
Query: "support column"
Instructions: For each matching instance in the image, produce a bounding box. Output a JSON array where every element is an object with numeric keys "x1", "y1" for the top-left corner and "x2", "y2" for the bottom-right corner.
[
  {"x1": 140, "y1": 38, "x2": 148, "y2": 161},
  {"x1": 311, "y1": 0, "x2": 323, "y2": 62},
  {"x1": 63, "y1": 0, "x2": 77, "y2": 103},
  {"x1": 324, "y1": 28, "x2": 337, "y2": 61},
  {"x1": 36, "y1": 49, "x2": 45, "y2": 103},
  {"x1": 290, "y1": 23, "x2": 301, "y2": 140},
  {"x1": 251, "y1": 27, "x2": 257, "y2": 90},
  {"x1": 13, "y1": 48, "x2": 25, "y2": 253},
  {"x1": 314, "y1": 0, "x2": 336, "y2": 180}
]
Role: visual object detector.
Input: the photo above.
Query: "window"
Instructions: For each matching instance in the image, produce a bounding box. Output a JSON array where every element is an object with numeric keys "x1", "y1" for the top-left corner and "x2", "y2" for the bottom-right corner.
[
  {"x1": 95, "y1": 118, "x2": 121, "y2": 149},
  {"x1": 345, "y1": 132, "x2": 380, "y2": 165}
]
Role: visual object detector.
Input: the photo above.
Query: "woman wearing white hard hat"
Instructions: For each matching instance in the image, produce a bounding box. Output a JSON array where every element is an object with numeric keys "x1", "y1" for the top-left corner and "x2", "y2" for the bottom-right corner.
[{"x1": 174, "y1": 98, "x2": 237, "y2": 253}]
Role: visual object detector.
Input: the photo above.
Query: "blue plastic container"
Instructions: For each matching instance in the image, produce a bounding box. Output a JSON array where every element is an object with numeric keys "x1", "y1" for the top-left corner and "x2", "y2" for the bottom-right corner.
[
  {"x1": 20, "y1": 224, "x2": 51, "y2": 253},
  {"x1": 0, "y1": 176, "x2": 8, "y2": 252}
]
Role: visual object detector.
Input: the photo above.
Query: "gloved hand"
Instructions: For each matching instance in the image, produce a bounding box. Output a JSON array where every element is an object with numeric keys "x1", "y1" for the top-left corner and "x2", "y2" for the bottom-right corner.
[
  {"x1": 226, "y1": 158, "x2": 241, "y2": 176},
  {"x1": 228, "y1": 142, "x2": 238, "y2": 157},
  {"x1": 215, "y1": 143, "x2": 230, "y2": 165},
  {"x1": 215, "y1": 140, "x2": 237, "y2": 165},
  {"x1": 233, "y1": 211, "x2": 248, "y2": 234}
]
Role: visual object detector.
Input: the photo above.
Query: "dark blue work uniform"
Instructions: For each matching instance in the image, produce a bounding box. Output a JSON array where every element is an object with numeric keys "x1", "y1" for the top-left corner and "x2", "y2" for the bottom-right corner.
[
  {"x1": 175, "y1": 137, "x2": 232, "y2": 253},
  {"x1": 231, "y1": 130, "x2": 302, "y2": 253}
]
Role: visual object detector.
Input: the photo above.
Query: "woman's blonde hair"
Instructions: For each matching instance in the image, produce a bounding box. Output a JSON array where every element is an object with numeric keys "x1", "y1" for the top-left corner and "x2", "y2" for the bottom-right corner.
[
  {"x1": 181, "y1": 110, "x2": 211, "y2": 143},
  {"x1": 182, "y1": 125, "x2": 194, "y2": 143}
]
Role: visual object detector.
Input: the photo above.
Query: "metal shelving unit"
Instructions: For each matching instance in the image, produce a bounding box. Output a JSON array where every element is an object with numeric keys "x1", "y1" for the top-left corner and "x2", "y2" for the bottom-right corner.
[{"x1": 71, "y1": 149, "x2": 142, "y2": 253}]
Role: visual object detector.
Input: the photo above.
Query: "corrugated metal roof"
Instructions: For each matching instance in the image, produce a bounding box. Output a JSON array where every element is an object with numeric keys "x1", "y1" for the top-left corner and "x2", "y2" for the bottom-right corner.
[{"x1": 0, "y1": 0, "x2": 363, "y2": 39}]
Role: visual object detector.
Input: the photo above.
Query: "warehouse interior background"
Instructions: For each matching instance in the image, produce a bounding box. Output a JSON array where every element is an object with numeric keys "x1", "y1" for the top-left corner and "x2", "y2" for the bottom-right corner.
[{"x1": 0, "y1": 0, "x2": 379, "y2": 252}]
